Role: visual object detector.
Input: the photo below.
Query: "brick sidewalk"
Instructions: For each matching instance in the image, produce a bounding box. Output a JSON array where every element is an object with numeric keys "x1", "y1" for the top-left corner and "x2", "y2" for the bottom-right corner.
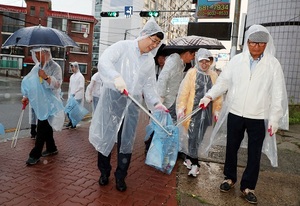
[{"x1": 0, "y1": 113, "x2": 178, "y2": 206}]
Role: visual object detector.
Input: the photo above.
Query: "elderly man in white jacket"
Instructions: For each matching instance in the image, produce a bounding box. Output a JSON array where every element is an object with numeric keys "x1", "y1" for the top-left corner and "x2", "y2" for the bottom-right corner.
[
  {"x1": 66, "y1": 61, "x2": 85, "y2": 128},
  {"x1": 199, "y1": 25, "x2": 289, "y2": 204},
  {"x1": 89, "y1": 17, "x2": 167, "y2": 192}
]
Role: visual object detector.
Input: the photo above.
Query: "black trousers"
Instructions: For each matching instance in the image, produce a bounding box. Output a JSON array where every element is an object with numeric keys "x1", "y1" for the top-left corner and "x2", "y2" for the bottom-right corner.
[
  {"x1": 224, "y1": 113, "x2": 265, "y2": 191},
  {"x1": 29, "y1": 120, "x2": 57, "y2": 159},
  {"x1": 97, "y1": 121, "x2": 132, "y2": 180}
]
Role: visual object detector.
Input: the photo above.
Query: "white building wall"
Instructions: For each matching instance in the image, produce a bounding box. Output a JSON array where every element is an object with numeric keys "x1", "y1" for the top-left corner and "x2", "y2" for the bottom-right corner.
[
  {"x1": 99, "y1": 0, "x2": 144, "y2": 55},
  {"x1": 246, "y1": 0, "x2": 300, "y2": 103}
]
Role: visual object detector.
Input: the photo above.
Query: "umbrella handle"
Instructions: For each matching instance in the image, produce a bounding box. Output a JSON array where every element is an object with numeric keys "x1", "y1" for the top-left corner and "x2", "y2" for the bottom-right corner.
[{"x1": 123, "y1": 89, "x2": 172, "y2": 136}]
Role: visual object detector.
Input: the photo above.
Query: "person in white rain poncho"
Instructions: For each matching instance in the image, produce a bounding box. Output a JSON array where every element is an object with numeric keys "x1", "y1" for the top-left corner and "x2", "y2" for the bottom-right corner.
[
  {"x1": 199, "y1": 25, "x2": 289, "y2": 204},
  {"x1": 157, "y1": 48, "x2": 197, "y2": 121},
  {"x1": 66, "y1": 61, "x2": 85, "y2": 128},
  {"x1": 22, "y1": 47, "x2": 64, "y2": 166},
  {"x1": 176, "y1": 48, "x2": 222, "y2": 177},
  {"x1": 89, "y1": 17, "x2": 167, "y2": 192},
  {"x1": 85, "y1": 71, "x2": 102, "y2": 113}
]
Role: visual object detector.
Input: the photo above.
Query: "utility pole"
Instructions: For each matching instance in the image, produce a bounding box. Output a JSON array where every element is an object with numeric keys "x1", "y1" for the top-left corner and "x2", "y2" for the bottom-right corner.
[{"x1": 230, "y1": 0, "x2": 241, "y2": 58}]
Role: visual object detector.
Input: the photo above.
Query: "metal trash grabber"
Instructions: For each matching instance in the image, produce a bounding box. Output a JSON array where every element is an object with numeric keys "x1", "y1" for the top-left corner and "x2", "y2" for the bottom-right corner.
[
  {"x1": 175, "y1": 103, "x2": 208, "y2": 126},
  {"x1": 11, "y1": 102, "x2": 27, "y2": 148},
  {"x1": 123, "y1": 89, "x2": 172, "y2": 136}
]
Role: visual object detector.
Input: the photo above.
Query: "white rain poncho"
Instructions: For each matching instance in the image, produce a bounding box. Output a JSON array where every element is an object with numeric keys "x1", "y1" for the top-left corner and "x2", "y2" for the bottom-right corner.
[
  {"x1": 21, "y1": 47, "x2": 64, "y2": 131},
  {"x1": 176, "y1": 49, "x2": 222, "y2": 158},
  {"x1": 68, "y1": 62, "x2": 85, "y2": 106},
  {"x1": 89, "y1": 18, "x2": 164, "y2": 156},
  {"x1": 202, "y1": 25, "x2": 289, "y2": 167},
  {"x1": 157, "y1": 53, "x2": 185, "y2": 109}
]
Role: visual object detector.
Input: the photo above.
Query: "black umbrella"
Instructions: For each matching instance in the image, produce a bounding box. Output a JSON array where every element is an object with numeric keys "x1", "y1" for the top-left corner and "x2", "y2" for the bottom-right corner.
[
  {"x1": 2, "y1": 25, "x2": 78, "y2": 48},
  {"x1": 163, "y1": 35, "x2": 225, "y2": 55}
]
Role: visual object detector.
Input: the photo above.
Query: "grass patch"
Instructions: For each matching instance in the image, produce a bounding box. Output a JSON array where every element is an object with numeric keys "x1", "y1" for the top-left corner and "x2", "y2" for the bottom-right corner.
[{"x1": 289, "y1": 102, "x2": 300, "y2": 125}]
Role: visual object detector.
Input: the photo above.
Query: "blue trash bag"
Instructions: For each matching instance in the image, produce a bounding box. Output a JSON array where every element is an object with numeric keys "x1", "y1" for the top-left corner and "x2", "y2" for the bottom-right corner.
[
  {"x1": 0, "y1": 123, "x2": 5, "y2": 135},
  {"x1": 21, "y1": 66, "x2": 64, "y2": 121},
  {"x1": 64, "y1": 96, "x2": 89, "y2": 126},
  {"x1": 145, "y1": 111, "x2": 179, "y2": 174}
]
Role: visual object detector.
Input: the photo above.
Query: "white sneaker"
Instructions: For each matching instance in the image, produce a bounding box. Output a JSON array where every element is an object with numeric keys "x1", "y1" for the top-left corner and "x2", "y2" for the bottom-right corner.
[
  {"x1": 183, "y1": 159, "x2": 192, "y2": 169},
  {"x1": 188, "y1": 165, "x2": 200, "y2": 177}
]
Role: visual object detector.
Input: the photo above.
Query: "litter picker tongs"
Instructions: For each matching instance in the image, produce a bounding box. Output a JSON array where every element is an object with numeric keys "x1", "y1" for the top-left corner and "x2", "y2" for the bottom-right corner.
[
  {"x1": 123, "y1": 89, "x2": 172, "y2": 136},
  {"x1": 11, "y1": 102, "x2": 27, "y2": 148}
]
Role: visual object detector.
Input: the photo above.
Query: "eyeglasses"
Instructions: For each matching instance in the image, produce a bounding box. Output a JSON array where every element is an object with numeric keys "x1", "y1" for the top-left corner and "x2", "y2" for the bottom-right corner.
[
  {"x1": 248, "y1": 41, "x2": 267, "y2": 47},
  {"x1": 149, "y1": 36, "x2": 161, "y2": 45}
]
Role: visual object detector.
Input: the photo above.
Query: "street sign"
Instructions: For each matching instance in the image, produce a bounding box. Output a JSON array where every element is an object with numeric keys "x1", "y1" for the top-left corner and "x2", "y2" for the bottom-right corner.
[
  {"x1": 171, "y1": 17, "x2": 190, "y2": 25},
  {"x1": 125, "y1": 6, "x2": 133, "y2": 17}
]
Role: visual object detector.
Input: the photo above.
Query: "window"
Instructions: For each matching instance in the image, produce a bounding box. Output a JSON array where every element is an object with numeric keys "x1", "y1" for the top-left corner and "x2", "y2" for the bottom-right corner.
[
  {"x1": 2, "y1": 12, "x2": 25, "y2": 33},
  {"x1": 70, "y1": 43, "x2": 89, "y2": 54},
  {"x1": 40, "y1": 7, "x2": 45, "y2": 17},
  {"x1": 51, "y1": 47, "x2": 65, "y2": 59},
  {"x1": 30, "y1": 6, "x2": 35, "y2": 16},
  {"x1": 47, "y1": 17, "x2": 67, "y2": 31},
  {"x1": 71, "y1": 21, "x2": 90, "y2": 34},
  {"x1": 69, "y1": 63, "x2": 87, "y2": 74}
]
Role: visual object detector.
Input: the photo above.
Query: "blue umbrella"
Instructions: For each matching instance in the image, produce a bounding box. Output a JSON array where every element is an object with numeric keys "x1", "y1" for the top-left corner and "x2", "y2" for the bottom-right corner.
[{"x1": 2, "y1": 25, "x2": 78, "y2": 48}]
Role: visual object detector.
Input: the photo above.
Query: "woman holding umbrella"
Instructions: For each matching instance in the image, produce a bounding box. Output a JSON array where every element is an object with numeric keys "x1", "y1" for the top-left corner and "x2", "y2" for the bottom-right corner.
[
  {"x1": 176, "y1": 48, "x2": 222, "y2": 177},
  {"x1": 22, "y1": 47, "x2": 64, "y2": 165}
]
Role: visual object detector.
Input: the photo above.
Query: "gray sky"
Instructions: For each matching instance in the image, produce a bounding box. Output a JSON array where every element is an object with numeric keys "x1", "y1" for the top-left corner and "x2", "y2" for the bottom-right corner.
[{"x1": 2, "y1": 0, "x2": 93, "y2": 15}]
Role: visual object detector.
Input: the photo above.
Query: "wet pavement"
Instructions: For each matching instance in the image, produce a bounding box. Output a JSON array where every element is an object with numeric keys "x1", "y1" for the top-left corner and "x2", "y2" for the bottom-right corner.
[{"x1": 0, "y1": 112, "x2": 300, "y2": 205}]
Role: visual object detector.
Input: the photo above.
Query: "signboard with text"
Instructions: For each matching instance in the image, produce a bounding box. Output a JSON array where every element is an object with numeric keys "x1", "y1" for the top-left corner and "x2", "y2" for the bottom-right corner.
[{"x1": 196, "y1": 0, "x2": 230, "y2": 19}]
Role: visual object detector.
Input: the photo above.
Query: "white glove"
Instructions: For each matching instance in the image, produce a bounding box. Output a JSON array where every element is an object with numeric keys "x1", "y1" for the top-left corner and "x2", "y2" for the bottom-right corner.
[
  {"x1": 114, "y1": 76, "x2": 127, "y2": 93},
  {"x1": 268, "y1": 122, "x2": 278, "y2": 136},
  {"x1": 177, "y1": 108, "x2": 185, "y2": 120},
  {"x1": 214, "y1": 111, "x2": 220, "y2": 122},
  {"x1": 154, "y1": 103, "x2": 169, "y2": 112},
  {"x1": 199, "y1": 96, "x2": 212, "y2": 109},
  {"x1": 85, "y1": 94, "x2": 92, "y2": 103}
]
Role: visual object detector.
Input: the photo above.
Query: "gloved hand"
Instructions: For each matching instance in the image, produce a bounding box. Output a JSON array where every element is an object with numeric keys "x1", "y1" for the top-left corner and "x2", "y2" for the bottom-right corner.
[
  {"x1": 268, "y1": 122, "x2": 278, "y2": 136},
  {"x1": 85, "y1": 94, "x2": 92, "y2": 103},
  {"x1": 199, "y1": 96, "x2": 212, "y2": 109},
  {"x1": 114, "y1": 76, "x2": 127, "y2": 93},
  {"x1": 154, "y1": 103, "x2": 169, "y2": 112},
  {"x1": 177, "y1": 108, "x2": 185, "y2": 120},
  {"x1": 214, "y1": 111, "x2": 220, "y2": 122},
  {"x1": 21, "y1": 96, "x2": 29, "y2": 106}
]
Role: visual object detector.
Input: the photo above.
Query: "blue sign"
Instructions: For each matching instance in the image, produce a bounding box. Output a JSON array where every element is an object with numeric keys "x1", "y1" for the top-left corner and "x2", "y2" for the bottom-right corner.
[{"x1": 125, "y1": 6, "x2": 133, "y2": 17}]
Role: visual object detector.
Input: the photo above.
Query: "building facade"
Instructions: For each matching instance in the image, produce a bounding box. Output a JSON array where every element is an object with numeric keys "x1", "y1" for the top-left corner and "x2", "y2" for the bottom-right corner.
[
  {"x1": 0, "y1": 0, "x2": 97, "y2": 82},
  {"x1": 246, "y1": 0, "x2": 300, "y2": 103}
]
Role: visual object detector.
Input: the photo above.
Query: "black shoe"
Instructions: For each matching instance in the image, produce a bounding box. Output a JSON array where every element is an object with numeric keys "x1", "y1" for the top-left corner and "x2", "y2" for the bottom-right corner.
[
  {"x1": 70, "y1": 125, "x2": 76, "y2": 129},
  {"x1": 116, "y1": 179, "x2": 127, "y2": 192},
  {"x1": 66, "y1": 122, "x2": 72, "y2": 128},
  {"x1": 26, "y1": 157, "x2": 40, "y2": 165},
  {"x1": 41, "y1": 150, "x2": 58, "y2": 157},
  {"x1": 30, "y1": 135, "x2": 36, "y2": 140},
  {"x1": 98, "y1": 175, "x2": 109, "y2": 186},
  {"x1": 241, "y1": 189, "x2": 258, "y2": 204},
  {"x1": 220, "y1": 179, "x2": 235, "y2": 192}
]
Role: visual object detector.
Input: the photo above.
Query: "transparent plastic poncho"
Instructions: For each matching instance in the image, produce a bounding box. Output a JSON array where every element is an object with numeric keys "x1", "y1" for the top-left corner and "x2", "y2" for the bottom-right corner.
[
  {"x1": 201, "y1": 25, "x2": 289, "y2": 167},
  {"x1": 157, "y1": 53, "x2": 185, "y2": 109},
  {"x1": 21, "y1": 48, "x2": 64, "y2": 131},
  {"x1": 89, "y1": 17, "x2": 164, "y2": 156},
  {"x1": 176, "y1": 49, "x2": 221, "y2": 158}
]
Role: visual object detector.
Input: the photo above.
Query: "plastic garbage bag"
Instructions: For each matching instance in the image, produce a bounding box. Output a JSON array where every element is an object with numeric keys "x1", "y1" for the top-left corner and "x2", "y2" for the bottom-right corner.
[
  {"x1": 65, "y1": 95, "x2": 88, "y2": 126},
  {"x1": 145, "y1": 111, "x2": 179, "y2": 174}
]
